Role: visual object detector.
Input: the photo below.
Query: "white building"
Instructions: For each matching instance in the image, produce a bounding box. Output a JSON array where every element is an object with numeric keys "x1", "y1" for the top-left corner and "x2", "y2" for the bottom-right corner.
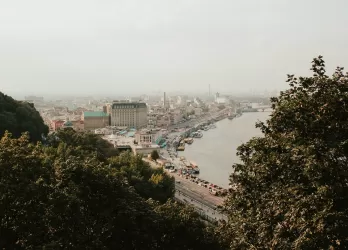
[
  {"x1": 135, "y1": 129, "x2": 160, "y2": 145},
  {"x1": 215, "y1": 97, "x2": 227, "y2": 104},
  {"x1": 111, "y1": 101, "x2": 148, "y2": 129}
]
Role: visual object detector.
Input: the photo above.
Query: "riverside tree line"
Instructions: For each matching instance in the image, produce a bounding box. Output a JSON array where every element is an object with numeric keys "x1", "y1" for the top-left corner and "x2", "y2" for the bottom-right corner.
[{"x1": 1, "y1": 56, "x2": 348, "y2": 249}]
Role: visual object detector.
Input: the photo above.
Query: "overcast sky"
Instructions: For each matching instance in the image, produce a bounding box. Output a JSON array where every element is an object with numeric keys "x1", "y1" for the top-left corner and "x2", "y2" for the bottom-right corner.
[{"x1": 1, "y1": 0, "x2": 348, "y2": 98}]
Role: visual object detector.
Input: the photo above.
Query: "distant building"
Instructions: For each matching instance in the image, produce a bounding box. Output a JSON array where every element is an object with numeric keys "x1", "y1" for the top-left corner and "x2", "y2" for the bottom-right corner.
[
  {"x1": 51, "y1": 120, "x2": 65, "y2": 131},
  {"x1": 111, "y1": 101, "x2": 147, "y2": 129},
  {"x1": 194, "y1": 107, "x2": 203, "y2": 116},
  {"x1": 82, "y1": 111, "x2": 110, "y2": 131},
  {"x1": 71, "y1": 120, "x2": 84, "y2": 131},
  {"x1": 103, "y1": 103, "x2": 112, "y2": 115},
  {"x1": 156, "y1": 115, "x2": 171, "y2": 127},
  {"x1": 62, "y1": 120, "x2": 74, "y2": 129},
  {"x1": 25, "y1": 96, "x2": 44, "y2": 102},
  {"x1": 134, "y1": 129, "x2": 160, "y2": 145},
  {"x1": 215, "y1": 97, "x2": 227, "y2": 104},
  {"x1": 170, "y1": 109, "x2": 183, "y2": 124}
]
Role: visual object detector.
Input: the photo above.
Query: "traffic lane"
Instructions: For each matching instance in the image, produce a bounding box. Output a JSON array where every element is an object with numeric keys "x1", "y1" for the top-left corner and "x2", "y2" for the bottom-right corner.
[
  {"x1": 172, "y1": 172, "x2": 225, "y2": 204},
  {"x1": 175, "y1": 179, "x2": 224, "y2": 206},
  {"x1": 175, "y1": 185, "x2": 212, "y2": 208},
  {"x1": 175, "y1": 191, "x2": 227, "y2": 221}
]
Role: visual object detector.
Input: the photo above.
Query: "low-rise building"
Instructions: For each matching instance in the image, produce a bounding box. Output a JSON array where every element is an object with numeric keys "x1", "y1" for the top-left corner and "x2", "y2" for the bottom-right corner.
[
  {"x1": 82, "y1": 111, "x2": 110, "y2": 131},
  {"x1": 194, "y1": 108, "x2": 203, "y2": 116},
  {"x1": 156, "y1": 115, "x2": 171, "y2": 127},
  {"x1": 134, "y1": 129, "x2": 160, "y2": 145},
  {"x1": 51, "y1": 120, "x2": 65, "y2": 131}
]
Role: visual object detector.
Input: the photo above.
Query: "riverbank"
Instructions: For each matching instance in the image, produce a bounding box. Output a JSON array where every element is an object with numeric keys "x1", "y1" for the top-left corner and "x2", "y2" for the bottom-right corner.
[
  {"x1": 177, "y1": 112, "x2": 270, "y2": 187},
  {"x1": 144, "y1": 157, "x2": 227, "y2": 221}
]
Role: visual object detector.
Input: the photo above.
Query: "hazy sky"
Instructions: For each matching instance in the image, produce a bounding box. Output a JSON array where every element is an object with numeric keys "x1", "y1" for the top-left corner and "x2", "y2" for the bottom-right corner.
[{"x1": 1, "y1": 0, "x2": 348, "y2": 98}]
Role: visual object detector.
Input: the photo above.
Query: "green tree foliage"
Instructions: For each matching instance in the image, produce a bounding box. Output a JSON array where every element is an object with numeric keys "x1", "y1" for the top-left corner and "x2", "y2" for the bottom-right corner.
[
  {"x1": 0, "y1": 132, "x2": 157, "y2": 249},
  {"x1": 0, "y1": 132, "x2": 223, "y2": 249},
  {"x1": 46, "y1": 127, "x2": 118, "y2": 161},
  {"x1": 222, "y1": 56, "x2": 348, "y2": 249},
  {"x1": 151, "y1": 149, "x2": 160, "y2": 161},
  {"x1": 149, "y1": 199, "x2": 227, "y2": 250},
  {"x1": 0, "y1": 92, "x2": 48, "y2": 142},
  {"x1": 109, "y1": 152, "x2": 175, "y2": 203}
]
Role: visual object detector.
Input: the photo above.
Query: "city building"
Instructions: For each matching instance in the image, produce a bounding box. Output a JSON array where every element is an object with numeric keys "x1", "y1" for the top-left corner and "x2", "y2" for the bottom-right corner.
[
  {"x1": 215, "y1": 92, "x2": 227, "y2": 104},
  {"x1": 215, "y1": 97, "x2": 227, "y2": 104},
  {"x1": 156, "y1": 115, "x2": 171, "y2": 127},
  {"x1": 24, "y1": 96, "x2": 44, "y2": 102},
  {"x1": 51, "y1": 120, "x2": 65, "y2": 131},
  {"x1": 111, "y1": 101, "x2": 147, "y2": 129},
  {"x1": 82, "y1": 111, "x2": 110, "y2": 131},
  {"x1": 194, "y1": 107, "x2": 203, "y2": 116},
  {"x1": 71, "y1": 120, "x2": 84, "y2": 131},
  {"x1": 103, "y1": 103, "x2": 112, "y2": 115},
  {"x1": 170, "y1": 109, "x2": 183, "y2": 124},
  {"x1": 134, "y1": 129, "x2": 160, "y2": 145}
]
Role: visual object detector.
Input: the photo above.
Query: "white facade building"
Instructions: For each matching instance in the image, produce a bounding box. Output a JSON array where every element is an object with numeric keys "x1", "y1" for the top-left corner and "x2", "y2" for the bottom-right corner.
[
  {"x1": 135, "y1": 129, "x2": 160, "y2": 145},
  {"x1": 215, "y1": 97, "x2": 227, "y2": 104}
]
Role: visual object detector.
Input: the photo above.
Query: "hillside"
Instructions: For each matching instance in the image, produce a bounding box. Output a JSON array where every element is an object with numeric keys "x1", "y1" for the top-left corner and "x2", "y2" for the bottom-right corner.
[{"x1": 0, "y1": 92, "x2": 48, "y2": 142}]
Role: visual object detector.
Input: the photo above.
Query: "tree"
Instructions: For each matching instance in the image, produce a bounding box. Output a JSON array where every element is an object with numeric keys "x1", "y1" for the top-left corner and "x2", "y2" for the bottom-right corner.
[
  {"x1": 0, "y1": 92, "x2": 48, "y2": 142},
  {"x1": 0, "y1": 132, "x2": 163, "y2": 249},
  {"x1": 222, "y1": 56, "x2": 348, "y2": 249},
  {"x1": 46, "y1": 128, "x2": 118, "y2": 161},
  {"x1": 108, "y1": 152, "x2": 175, "y2": 203},
  {"x1": 0, "y1": 133, "x2": 223, "y2": 249},
  {"x1": 149, "y1": 199, "x2": 227, "y2": 250},
  {"x1": 151, "y1": 150, "x2": 160, "y2": 161},
  {"x1": 0, "y1": 94, "x2": 223, "y2": 249}
]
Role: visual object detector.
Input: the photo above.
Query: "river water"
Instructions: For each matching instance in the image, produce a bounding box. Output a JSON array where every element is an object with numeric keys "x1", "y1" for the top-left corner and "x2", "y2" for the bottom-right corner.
[{"x1": 177, "y1": 112, "x2": 270, "y2": 188}]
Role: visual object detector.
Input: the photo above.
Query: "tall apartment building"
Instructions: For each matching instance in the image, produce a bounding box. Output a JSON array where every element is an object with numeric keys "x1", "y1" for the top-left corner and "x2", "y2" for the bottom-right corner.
[{"x1": 111, "y1": 101, "x2": 147, "y2": 128}]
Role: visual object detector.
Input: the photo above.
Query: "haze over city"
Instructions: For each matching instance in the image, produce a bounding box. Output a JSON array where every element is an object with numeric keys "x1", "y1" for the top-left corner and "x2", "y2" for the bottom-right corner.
[{"x1": 1, "y1": 0, "x2": 348, "y2": 98}]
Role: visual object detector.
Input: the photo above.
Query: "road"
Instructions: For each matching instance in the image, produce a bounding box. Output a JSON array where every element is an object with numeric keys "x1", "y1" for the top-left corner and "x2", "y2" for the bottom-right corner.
[
  {"x1": 167, "y1": 109, "x2": 228, "y2": 131},
  {"x1": 174, "y1": 190, "x2": 227, "y2": 222},
  {"x1": 144, "y1": 158, "x2": 227, "y2": 221}
]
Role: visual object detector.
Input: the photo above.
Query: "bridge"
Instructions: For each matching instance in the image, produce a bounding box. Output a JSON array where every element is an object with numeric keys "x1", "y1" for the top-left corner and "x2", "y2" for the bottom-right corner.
[{"x1": 257, "y1": 105, "x2": 272, "y2": 112}]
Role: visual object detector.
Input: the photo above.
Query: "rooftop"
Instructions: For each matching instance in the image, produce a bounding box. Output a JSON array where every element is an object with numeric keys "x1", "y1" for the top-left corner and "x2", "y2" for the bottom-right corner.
[
  {"x1": 112, "y1": 102, "x2": 147, "y2": 109},
  {"x1": 83, "y1": 111, "x2": 109, "y2": 117}
]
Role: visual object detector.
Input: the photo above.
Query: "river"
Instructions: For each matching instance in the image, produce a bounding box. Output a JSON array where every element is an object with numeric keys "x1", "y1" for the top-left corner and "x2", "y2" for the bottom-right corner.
[{"x1": 177, "y1": 112, "x2": 270, "y2": 188}]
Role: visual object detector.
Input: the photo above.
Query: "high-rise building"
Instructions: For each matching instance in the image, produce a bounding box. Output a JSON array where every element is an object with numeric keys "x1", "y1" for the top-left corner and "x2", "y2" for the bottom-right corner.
[{"x1": 111, "y1": 101, "x2": 147, "y2": 128}]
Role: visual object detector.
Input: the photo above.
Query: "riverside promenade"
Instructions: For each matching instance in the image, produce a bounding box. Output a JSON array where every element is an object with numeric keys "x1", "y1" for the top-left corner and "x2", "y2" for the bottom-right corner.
[{"x1": 144, "y1": 158, "x2": 227, "y2": 221}]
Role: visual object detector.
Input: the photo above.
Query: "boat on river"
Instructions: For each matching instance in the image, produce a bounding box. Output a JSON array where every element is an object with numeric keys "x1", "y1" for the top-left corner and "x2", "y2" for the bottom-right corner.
[
  {"x1": 190, "y1": 161, "x2": 200, "y2": 174},
  {"x1": 191, "y1": 132, "x2": 203, "y2": 138},
  {"x1": 209, "y1": 124, "x2": 217, "y2": 129},
  {"x1": 184, "y1": 138, "x2": 194, "y2": 144},
  {"x1": 176, "y1": 140, "x2": 186, "y2": 151}
]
